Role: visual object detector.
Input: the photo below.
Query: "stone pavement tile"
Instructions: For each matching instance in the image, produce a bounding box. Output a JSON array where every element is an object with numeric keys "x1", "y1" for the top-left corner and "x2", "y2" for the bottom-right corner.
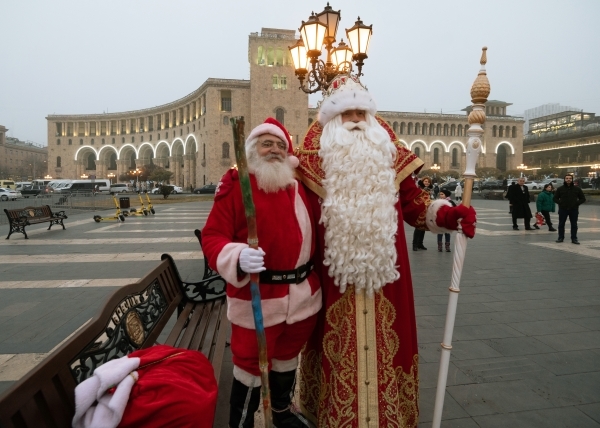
[
  {"x1": 453, "y1": 324, "x2": 523, "y2": 341},
  {"x1": 418, "y1": 341, "x2": 503, "y2": 364},
  {"x1": 454, "y1": 313, "x2": 499, "y2": 327},
  {"x1": 418, "y1": 361, "x2": 473, "y2": 388},
  {"x1": 452, "y1": 356, "x2": 547, "y2": 384},
  {"x1": 415, "y1": 296, "x2": 441, "y2": 306},
  {"x1": 571, "y1": 317, "x2": 600, "y2": 330},
  {"x1": 482, "y1": 298, "x2": 573, "y2": 312},
  {"x1": 416, "y1": 304, "x2": 448, "y2": 316},
  {"x1": 0, "y1": 301, "x2": 41, "y2": 317},
  {"x1": 417, "y1": 417, "x2": 480, "y2": 428},
  {"x1": 535, "y1": 331, "x2": 600, "y2": 352},
  {"x1": 418, "y1": 387, "x2": 470, "y2": 423},
  {"x1": 528, "y1": 350, "x2": 600, "y2": 376},
  {"x1": 447, "y1": 380, "x2": 554, "y2": 417},
  {"x1": 523, "y1": 371, "x2": 600, "y2": 407},
  {"x1": 507, "y1": 319, "x2": 589, "y2": 336},
  {"x1": 564, "y1": 296, "x2": 600, "y2": 307},
  {"x1": 456, "y1": 302, "x2": 501, "y2": 315},
  {"x1": 577, "y1": 403, "x2": 600, "y2": 424},
  {"x1": 429, "y1": 293, "x2": 499, "y2": 305},
  {"x1": 488, "y1": 309, "x2": 544, "y2": 324},
  {"x1": 472, "y1": 407, "x2": 600, "y2": 428},
  {"x1": 482, "y1": 336, "x2": 557, "y2": 357},
  {"x1": 417, "y1": 315, "x2": 446, "y2": 329},
  {"x1": 418, "y1": 327, "x2": 445, "y2": 344}
]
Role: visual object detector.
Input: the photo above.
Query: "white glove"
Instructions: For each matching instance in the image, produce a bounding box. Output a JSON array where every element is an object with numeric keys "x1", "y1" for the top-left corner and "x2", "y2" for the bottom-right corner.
[{"x1": 239, "y1": 247, "x2": 266, "y2": 273}]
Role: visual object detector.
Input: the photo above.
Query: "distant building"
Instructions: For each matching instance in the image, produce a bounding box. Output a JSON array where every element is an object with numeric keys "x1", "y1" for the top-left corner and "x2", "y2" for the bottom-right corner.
[
  {"x1": 522, "y1": 110, "x2": 600, "y2": 176},
  {"x1": 46, "y1": 28, "x2": 523, "y2": 184},
  {"x1": 523, "y1": 103, "x2": 581, "y2": 134},
  {"x1": 0, "y1": 125, "x2": 48, "y2": 180}
]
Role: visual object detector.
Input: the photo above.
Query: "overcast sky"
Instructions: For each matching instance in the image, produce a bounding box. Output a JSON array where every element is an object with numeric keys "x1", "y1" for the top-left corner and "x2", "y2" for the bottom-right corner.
[{"x1": 2, "y1": 0, "x2": 599, "y2": 146}]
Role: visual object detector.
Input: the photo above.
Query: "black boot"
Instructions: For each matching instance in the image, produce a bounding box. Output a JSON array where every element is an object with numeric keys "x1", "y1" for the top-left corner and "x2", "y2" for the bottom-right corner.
[
  {"x1": 445, "y1": 242, "x2": 451, "y2": 252},
  {"x1": 229, "y1": 378, "x2": 261, "y2": 428},
  {"x1": 269, "y1": 370, "x2": 310, "y2": 427}
]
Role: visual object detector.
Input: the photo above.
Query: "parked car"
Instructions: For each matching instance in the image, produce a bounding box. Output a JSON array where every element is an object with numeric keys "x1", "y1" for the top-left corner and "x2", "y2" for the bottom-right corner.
[
  {"x1": 151, "y1": 185, "x2": 182, "y2": 194},
  {"x1": 479, "y1": 180, "x2": 503, "y2": 190},
  {"x1": 539, "y1": 178, "x2": 565, "y2": 189},
  {"x1": 110, "y1": 183, "x2": 132, "y2": 194},
  {"x1": 524, "y1": 180, "x2": 542, "y2": 190},
  {"x1": 0, "y1": 188, "x2": 23, "y2": 201},
  {"x1": 574, "y1": 177, "x2": 592, "y2": 189},
  {"x1": 21, "y1": 184, "x2": 46, "y2": 198},
  {"x1": 193, "y1": 184, "x2": 217, "y2": 194}
]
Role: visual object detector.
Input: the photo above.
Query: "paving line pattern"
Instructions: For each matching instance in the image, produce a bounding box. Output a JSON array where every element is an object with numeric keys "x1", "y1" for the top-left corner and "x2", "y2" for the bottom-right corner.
[
  {"x1": 0, "y1": 238, "x2": 196, "y2": 246},
  {"x1": 529, "y1": 239, "x2": 600, "y2": 259},
  {"x1": 0, "y1": 251, "x2": 203, "y2": 263},
  {"x1": 0, "y1": 278, "x2": 139, "y2": 289}
]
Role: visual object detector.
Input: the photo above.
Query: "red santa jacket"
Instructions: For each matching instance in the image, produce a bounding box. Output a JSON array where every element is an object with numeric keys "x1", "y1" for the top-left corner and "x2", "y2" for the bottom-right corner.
[{"x1": 201, "y1": 169, "x2": 321, "y2": 329}]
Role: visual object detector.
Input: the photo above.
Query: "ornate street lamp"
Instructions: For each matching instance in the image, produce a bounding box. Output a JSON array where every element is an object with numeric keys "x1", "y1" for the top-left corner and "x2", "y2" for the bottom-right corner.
[
  {"x1": 81, "y1": 173, "x2": 88, "y2": 179},
  {"x1": 130, "y1": 168, "x2": 141, "y2": 190},
  {"x1": 431, "y1": 163, "x2": 441, "y2": 181},
  {"x1": 289, "y1": 3, "x2": 373, "y2": 94},
  {"x1": 517, "y1": 163, "x2": 527, "y2": 177},
  {"x1": 44, "y1": 175, "x2": 52, "y2": 180}
]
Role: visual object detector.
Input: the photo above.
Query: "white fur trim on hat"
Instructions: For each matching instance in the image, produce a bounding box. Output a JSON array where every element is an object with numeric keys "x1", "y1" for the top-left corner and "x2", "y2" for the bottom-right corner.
[
  {"x1": 246, "y1": 124, "x2": 289, "y2": 150},
  {"x1": 318, "y1": 77, "x2": 377, "y2": 126}
]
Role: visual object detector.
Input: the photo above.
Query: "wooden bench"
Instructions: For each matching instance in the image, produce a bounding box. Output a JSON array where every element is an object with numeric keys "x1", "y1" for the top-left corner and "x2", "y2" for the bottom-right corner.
[
  {"x1": 0, "y1": 229, "x2": 228, "y2": 428},
  {"x1": 4, "y1": 205, "x2": 68, "y2": 240}
]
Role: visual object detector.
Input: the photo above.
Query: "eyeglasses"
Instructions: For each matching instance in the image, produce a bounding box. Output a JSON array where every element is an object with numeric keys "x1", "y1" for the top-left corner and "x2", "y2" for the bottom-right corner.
[{"x1": 259, "y1": 140, "x2": 287, "y2": 151}]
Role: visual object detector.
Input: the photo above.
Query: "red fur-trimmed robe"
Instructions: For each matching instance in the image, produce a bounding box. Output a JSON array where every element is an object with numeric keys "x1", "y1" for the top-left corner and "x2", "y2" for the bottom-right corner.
[{"x1": 296, "y1": 118, "x2": 429, "y2": 428}]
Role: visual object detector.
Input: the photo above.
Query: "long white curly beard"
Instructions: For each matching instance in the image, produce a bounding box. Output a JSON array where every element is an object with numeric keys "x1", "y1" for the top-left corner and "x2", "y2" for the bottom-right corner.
[{"x1": 319, "y1": 114, "x2": 400, "y2": 297}]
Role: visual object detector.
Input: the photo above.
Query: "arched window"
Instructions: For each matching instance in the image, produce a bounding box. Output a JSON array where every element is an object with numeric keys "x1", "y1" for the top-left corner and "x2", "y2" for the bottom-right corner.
[
  {"x1": 276, "y1": 49, "x2": 283, "y2": 66},
  {"x1": 443, "y1": 124, "x2": 449, "y2": 136},
  {"x1": 91, "y1": 138, "x2": 95, "y2": 145},
  {"x1": 499, "y1": 126, "x2": 504, "y2": 138},
  {"x1": 131, "y1": 136, "x2": 135, "y2": 143},
  {"x1": 272, "y1": 75, "x2": 279, "y2": 89},
  {"x1": 414, "y1": 123, "x2": 419, "y2": 135},
  {"x1": 429, "y1": 124, "x2": 435, "y2": 135},
  {"x1": 68, "y1": 139, "x2": 72, "y2": 145},
  {"x1": 80, "y1": 139, "x2": 83, "y2": 145},
  {"x1": 458, "y1": 125, "x2": 463, "y2": 136},
  {"x1": 451, "y1": 124, "x2": 456, "y2": 136},
  {"x1": 392, "y1": 122, "x2": 398, "y2": 133},
  {"x1": 222, "y1": 142, "x2": 230, "y2": 159},
  {"x1": 512, "y1": 126, "x2": 517, "y2": 138},
  {"x1": 400, "y1": 122, "x2": 406, "y2": 134},
  {"x1": 109, "y1": 153, "x2": 117, "y2": 170},
  {"x1": 452, "y1": 148, "x2": 458, "y2": 167},
  {"x1": 414, "y1": 147, "x2": 420, "y2": 157},
  {"x1": 308, "y1": 118, "x2": 314, "y2": 125},
  {"x1": 57, "y1": 139, "x2": 61, "y2": 145},
  {"x1": 102, "y1": 138, "x2": 105, "y2": 145},
  {"x1": 492, "y1": 125, "x2": 497, "y2": 137},
  {"x1": 275, "y1": 108, "x2": 285, "y2": 125},
  {"x1": 433, "y1": 147, "x2": 440, "y2": 163},
  {"x1": 280, "y1": 76, "x2": 287, "y2": 90},
  {"x1": 223, "y1": 116, "x2": 229, "y2": 125},
  {"x1": 257, "y1": 46, "x2": 265, "y2": 65},
  {"x1": 423, "y1": 123, "x2": 428, "y2": 135},
  {"x1": 56, "y1": 156, "x2": 61, "y2": 168},
  {"x1": 436, "y1": 124, "x2": 442, "y2": 135},
  {"x1": 112, "y1": 138, "x2": 115, "y2": 144},
  {"x1": 122, "y1": 137, "x2": 125, "y2": 143},
  {"x1": 267, "y1": 47, "x2": 274, "y2": 66}
]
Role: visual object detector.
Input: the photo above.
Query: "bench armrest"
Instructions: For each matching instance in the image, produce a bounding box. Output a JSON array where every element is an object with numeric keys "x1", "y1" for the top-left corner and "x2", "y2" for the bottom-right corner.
[{"x1": 53, "y1": 211, "x2": 67, "y2": 218}]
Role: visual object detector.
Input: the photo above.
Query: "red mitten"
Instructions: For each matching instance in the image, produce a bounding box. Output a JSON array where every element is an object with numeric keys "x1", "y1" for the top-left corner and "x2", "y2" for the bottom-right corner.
[{"x1": 437, "y1": 205, "x2": 477, "y2": 238}]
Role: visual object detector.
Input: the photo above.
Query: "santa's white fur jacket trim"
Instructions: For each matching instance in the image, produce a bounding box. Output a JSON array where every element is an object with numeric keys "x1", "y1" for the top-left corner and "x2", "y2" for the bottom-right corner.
[
  {"x1": 426, "y1": 199, "x2": 455, "y2": 234},
  {"x1": 318, "y1": 79, "x2": 377, "y2": 126}
]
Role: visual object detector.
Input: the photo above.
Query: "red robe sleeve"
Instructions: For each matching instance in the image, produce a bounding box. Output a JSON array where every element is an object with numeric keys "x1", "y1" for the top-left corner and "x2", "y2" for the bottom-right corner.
[{"x1": 399, "y1": 175, "x2": 433, "y2": 230}]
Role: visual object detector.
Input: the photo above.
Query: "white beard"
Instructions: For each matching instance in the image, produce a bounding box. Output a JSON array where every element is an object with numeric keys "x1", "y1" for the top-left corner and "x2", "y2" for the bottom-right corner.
[
  {"x1": 319, "y1": 114, "x2": 400, "y2": 297},
  {"x1": 247, "y1": 150, "x2": 295, "y2": 193}
]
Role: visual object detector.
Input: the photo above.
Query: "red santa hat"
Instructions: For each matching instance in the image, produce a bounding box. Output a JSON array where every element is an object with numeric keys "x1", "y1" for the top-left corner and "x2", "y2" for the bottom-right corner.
[
  {"x1": 246, "y1": 117, "x2": 299, "y2": 168},
  {"x1": 317, "y1": 74, "x2": 377, "y2": 127}
]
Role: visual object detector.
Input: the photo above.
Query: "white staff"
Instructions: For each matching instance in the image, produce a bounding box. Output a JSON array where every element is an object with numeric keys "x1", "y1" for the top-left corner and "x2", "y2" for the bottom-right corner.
[{"x1": 432, "y1": 47, "x2": 489, "y2": 428}]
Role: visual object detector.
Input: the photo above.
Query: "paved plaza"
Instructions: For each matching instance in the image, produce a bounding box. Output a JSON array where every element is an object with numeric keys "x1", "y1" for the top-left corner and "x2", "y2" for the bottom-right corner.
[{"x1": 0, "y1": 198, "x2": 599, "y2": 427}]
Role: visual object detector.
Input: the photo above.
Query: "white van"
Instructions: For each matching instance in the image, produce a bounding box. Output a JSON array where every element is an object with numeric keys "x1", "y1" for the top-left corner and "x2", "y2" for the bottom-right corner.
[
  {"x1": 15, "y1": 181, "x2": 32, "y2": 191},
  {"x1": 0, "y1": 180, "x2": 16, "y2": 189},
  {"x1": 61, "y1": 179, "x2": 111, "y2": 194}
]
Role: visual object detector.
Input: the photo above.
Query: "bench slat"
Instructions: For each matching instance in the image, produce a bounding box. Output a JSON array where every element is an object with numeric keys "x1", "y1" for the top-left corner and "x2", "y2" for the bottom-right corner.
[
  {"x1": 164, "y1": 302, "x2": 194, "y2": 347},
  {"x1": 178, "y1": 302, "x2": 208, "y2": 349},
  {"x1": 210, "y1": 304, "x2": 230, "y2": 384}
]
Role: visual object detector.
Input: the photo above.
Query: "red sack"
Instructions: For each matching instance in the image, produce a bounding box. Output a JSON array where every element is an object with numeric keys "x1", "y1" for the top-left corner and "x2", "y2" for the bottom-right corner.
[{"x1": 535, "y1": 212, "x2": 546, "y2": 226}]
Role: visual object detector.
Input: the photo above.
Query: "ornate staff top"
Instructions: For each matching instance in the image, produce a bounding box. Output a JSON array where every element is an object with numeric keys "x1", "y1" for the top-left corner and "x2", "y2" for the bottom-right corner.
[{"x1": 464, "y1": 47, "x2": 490, "y2": 178}]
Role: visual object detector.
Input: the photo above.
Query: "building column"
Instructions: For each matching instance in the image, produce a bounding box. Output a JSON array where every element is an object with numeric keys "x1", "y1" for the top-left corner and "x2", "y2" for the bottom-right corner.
[{"x1": 183, "y1": 155, "x2": 191, "y2": 189}]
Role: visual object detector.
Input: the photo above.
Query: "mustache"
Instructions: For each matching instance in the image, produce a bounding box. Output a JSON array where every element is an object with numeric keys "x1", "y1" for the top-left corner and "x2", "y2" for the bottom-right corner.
[
  {"x1": 342, "y1": 121, "x2": 367, "y2": 131},
  {"x1": 264, "y1": 153, "x2": 285, "y2": 162}
]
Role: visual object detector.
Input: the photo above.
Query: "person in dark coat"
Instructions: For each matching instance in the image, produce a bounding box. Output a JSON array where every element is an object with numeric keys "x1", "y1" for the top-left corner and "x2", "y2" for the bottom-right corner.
[
  {"x1": 412, "y1": 176, "x2": 433, "y2": 250},
  {"x1": 553, "y1": 174, "x2": 586, "y2": 244},
  {"x1": 536, "y1": 183, "x2": 557, "y2": 231},
  {"x1": 505, "y1": 177, "x2": 537, "y2": 230}
]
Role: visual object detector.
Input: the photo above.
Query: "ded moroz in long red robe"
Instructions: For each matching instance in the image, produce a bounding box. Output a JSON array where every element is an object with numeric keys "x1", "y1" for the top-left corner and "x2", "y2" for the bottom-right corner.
[{"x1": 296, "y1": 118, "x2": 430, "y2": 428}]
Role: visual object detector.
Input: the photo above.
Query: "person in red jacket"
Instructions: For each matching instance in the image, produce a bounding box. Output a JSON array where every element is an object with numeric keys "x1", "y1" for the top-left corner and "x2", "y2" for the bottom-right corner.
[
  {"x1": 295, "y1": 75, "x2": 476, "y2": 427},
  {"x1": 202, "y1": 118, "x2": 319, "y2": 428}
]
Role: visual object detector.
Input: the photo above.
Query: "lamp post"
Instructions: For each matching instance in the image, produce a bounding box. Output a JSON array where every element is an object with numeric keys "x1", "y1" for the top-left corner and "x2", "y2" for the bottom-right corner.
[
  {"x1": 44, "y1": 175, "x2": 52, "y2": 180},
  {"x1": 289, "y1": 3, "x2": 373, "y2": 94},
  {"x1": 130, "y1": 168, "x2": 141, "y2": 190},
  {"x1": 517, "y1": 163, "x2": 527, "y2": 178},
  {"x1": 431, "y1": 163, "x2": 441, "y2": 182},
  {"x1": 81, "y1": 173, "x2": 88, "y2": 179},
  {"x1": 107, "y1": 173, "x2": 115, "y2": 184}
]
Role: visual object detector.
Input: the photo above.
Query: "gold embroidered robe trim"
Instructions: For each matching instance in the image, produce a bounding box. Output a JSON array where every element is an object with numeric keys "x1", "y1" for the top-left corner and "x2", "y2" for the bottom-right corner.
[{"x1": 356, "y1": 291, "x2": 379, "y2": 427}]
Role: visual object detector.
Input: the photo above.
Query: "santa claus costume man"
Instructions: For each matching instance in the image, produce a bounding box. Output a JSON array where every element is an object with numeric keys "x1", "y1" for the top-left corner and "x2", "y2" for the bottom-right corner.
[
  {"x1": 296, "y1": 75, "x2": 476, "y2": 427},
  {"x1": 202, "y1": 118, "x2": 320, "y2": 428}
]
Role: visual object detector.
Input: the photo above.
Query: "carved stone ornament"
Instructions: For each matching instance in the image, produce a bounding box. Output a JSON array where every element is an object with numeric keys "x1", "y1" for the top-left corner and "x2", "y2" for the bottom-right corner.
[{"x1": 125, "y1": 310, "x2": 145, "y2": 346}]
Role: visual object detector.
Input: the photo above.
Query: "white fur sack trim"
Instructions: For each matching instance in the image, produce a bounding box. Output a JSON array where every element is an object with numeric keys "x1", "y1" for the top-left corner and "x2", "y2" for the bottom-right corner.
[
  {"x1": 246, "y1": 123, "x2": 289, "y2": 150},
  {"x1": 233, "y1": 365, "x2": 262, "y2": 387},
  {"x1": 426, "y1": 199, "x2": 455, "y2": 234},
  {"x1": 272, "y1": 356, "x2": 299, "y2": 373},
  {"x1": 317, "y1": 79, "x2": 377, "y2": 126}
]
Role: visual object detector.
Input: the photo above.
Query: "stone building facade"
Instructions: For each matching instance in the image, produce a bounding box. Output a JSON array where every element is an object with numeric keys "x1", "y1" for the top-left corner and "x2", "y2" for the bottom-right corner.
[
  {"x1": 46, "y1": 28, "x2": 522, "y2": 184},
  {"x1": 0, "y1": 125, "x2": 48, "y2": 180}
]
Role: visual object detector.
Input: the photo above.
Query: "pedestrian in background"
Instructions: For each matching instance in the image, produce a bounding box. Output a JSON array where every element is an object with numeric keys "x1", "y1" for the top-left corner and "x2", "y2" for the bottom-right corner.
[
  {"x1": 554, "y1": 174, "x2": 586, "y2": 244},
  {"x1": 454, "y1": 182, "x2": 463, "y2": 201},
  {"x1": 412, "y1": 176, "x2": 433, "y2": 250},
  {"x1": 505, "y1": 177, "x2": 538, "y2": 230},
  {"x1": 536, "y1": 183, "x2": 557, "y2": 232},
  {"x1": 437, "y1": 189, "x2": 456, "y2": 252}
]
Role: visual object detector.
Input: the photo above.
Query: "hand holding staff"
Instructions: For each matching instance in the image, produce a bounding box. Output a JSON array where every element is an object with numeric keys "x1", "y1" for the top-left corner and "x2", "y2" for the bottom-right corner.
[
  {"x1": 231, "y1": 116, "x2": 273, "y2": 428},
  {"x1": 432, "y1": 48, "x2": 488, "y2": 428}
]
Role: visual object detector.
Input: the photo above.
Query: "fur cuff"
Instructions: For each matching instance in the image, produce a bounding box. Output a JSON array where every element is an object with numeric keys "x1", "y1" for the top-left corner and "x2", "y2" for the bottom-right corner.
[
  {"x1": 426, "y1": 199, "x2": 454, "y2": 234},
  {"x1": 216, "y1": 243, "x2": 250, "y2": 288},
  {"x1": 272, "y1": 356, "x2": 298, "y2": 373},
  {"x1": 233, "y1": 365, "x2": 261, "y2": 387}
]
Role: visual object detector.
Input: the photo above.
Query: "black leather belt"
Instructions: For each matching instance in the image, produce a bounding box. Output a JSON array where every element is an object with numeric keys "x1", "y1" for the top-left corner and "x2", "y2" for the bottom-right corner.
[{"x1": 259, "y1": 261, "x2": 314, "y2": 284}]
